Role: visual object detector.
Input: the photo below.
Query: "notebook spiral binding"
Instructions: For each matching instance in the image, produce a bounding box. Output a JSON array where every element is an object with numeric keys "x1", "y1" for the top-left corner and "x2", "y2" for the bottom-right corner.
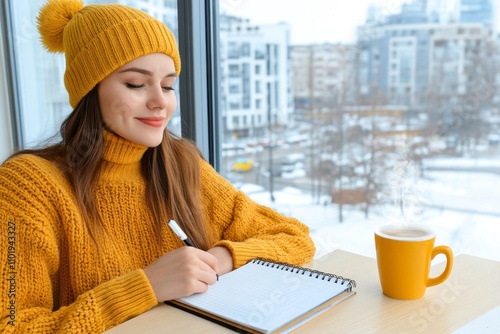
[{"x1": 251, "y1": 258, "x2": 357, "y2": 292}]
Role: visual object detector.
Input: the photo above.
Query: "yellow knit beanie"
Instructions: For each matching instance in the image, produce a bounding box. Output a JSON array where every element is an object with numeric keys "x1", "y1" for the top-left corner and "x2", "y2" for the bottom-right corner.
[{"x1": 37, "y1": 0, "x2": 181, "y2": 108}]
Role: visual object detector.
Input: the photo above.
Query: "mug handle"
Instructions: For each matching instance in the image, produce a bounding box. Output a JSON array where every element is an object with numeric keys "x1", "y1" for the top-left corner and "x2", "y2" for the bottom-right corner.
[{"x1": 427, "y1": 245, "x2": 454, "y2": 287}]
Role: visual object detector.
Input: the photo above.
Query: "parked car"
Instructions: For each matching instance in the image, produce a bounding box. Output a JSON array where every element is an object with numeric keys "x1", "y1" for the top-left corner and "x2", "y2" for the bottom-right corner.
[
  {"x1": 281, "y1": 153, "x2": 306, "y2": 173},
  {"x1": 285, "y1": 153, "x2": 306, "y2": 164},
  {"x1": 261, "y1": 166, "x2": 282, "y2": 178},
  {"x1": 282, "y1": 168, "x2": 306, "y2": 179},
  {"x1": 281, "y1": 161, "x2": 305, "y2": 173},
  {"x1": 231, "y1": 158, "x2": 254, "y2": 172}
]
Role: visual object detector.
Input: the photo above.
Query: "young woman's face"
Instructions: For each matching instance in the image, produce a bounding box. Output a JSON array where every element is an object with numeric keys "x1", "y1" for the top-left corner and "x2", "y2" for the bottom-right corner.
[{"x1": 98, "y1": 53, "x2": 177, "y2": 147}]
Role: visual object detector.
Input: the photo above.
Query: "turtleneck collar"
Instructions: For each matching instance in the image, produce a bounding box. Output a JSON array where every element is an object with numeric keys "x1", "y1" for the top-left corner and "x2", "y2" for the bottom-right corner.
[
  {"x1": 99, "y1": 130, "x2": 150, "y2": 182},
  {"x1": 102, "y1": 130, "x2": 149, "y2": 165}
]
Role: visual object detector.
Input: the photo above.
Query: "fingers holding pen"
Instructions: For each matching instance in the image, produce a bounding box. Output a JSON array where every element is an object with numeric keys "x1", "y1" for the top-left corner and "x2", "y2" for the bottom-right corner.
[
  {"x1": 144, "y1": 246, "x2": 219, "y2": 302},
  {"x1": 188, "y1": 251, "x2": 219, "y2": 290}
]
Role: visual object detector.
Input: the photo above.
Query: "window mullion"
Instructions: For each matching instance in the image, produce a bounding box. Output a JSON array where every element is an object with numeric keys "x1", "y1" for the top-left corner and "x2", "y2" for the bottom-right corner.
[
  {"x1": 177, "y1": 0, "x2": 221, "y2": 170},
  {"x1": 0, "y1": 0, "x2": 19, "y2": 159}
]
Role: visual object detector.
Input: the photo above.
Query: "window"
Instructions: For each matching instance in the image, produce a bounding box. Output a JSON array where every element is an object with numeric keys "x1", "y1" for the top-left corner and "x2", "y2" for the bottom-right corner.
[
  {"x1": 228, "y1": 42, "x2": 240, "y2": 59},
  {"x1": 255, "y1": 99, "x2": 262, "y2": 109},
  {"x1": 4, "y1": 0, "x2": 180, "y2": 147},
  {"x1": 216, "y1": 1, "x2": 500, "y2": 262},
  {"x1": 229, "y1": 84, "x2": 240, "y2": 94},
  {"x1": 241, "y1": 42, "x2": 251, "y2": 57},
  {"x1": 228, "y1": 64, "x2": 240, "y2": 77},
  {"x1": 399, "y1": 49, "x2": 413, "y2": 83},
  {"x1": 2, "y1": 1, "x2": 499, "y2": 263}
]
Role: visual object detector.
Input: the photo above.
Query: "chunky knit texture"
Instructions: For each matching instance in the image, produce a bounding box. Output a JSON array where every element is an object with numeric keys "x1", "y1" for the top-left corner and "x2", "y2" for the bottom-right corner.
[
  {"x1": 0, "y1": 131, "x2": 315, "y2": 332},
  {"x1": 37, "y1": 0, "x2": 181, "y2": 108}
]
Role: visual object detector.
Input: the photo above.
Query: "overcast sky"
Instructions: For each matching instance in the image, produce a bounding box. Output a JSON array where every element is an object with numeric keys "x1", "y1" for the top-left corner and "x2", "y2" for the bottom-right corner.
[
  {"x1": 219, "y1": 0, "x2": 474, "y2": 45},
  {"x1": 220, "y1": 0, "x2": 406, "y2": 44}
]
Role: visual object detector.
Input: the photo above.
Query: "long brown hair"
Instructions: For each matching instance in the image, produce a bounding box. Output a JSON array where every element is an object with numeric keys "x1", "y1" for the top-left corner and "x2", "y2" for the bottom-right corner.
[{"x1": 11, "y1": 86, "x2": 213, "y2": 250}]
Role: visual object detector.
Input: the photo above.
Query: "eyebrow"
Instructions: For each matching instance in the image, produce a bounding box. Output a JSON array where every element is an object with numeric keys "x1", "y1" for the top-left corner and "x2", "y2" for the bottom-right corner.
[{"x1": 119, "y1": 67, "x2": 177, "y2": 78}]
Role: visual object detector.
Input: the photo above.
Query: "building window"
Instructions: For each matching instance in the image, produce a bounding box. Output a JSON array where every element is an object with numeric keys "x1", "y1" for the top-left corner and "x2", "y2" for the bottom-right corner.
[
  {"x1": 228, "y1": 64, "x2": 240, "y2": 77},
  {"x1": 241, "y1": 43, "x2": 251, "y2": 57},
  {"x1": 228, "y1": 42, "x2": 240, "y2": 59},
  {"x1": 256, "y1": 99, "x2": 262, "y2": 109},
  {"x1": 229, "y1": 84, "x2": 240, "y2": 93},
  {"x1": 255, "y1": 64, "x2": 261, "y2": 74},
  {"x1": 255, "y1": 81, "x2": 261, "y2": 93}
]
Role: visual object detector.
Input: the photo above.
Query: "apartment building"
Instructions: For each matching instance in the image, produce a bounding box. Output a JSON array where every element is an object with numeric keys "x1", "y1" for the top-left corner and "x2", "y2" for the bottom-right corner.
[
  {"x1": 356, "y1": 1, "x2": 495, "y2": 106},
  {"x1": 219, "y1": 15, "x2": 292, "y2": 139},
  {"x1": 291, "y1": 43, "x2": 354, "y2": 114}
]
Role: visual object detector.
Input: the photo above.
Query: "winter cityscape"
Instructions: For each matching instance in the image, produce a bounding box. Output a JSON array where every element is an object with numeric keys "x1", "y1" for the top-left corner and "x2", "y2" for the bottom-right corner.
[{"x1": 217, "y1": 0, "x2": 500, "y2": 263}]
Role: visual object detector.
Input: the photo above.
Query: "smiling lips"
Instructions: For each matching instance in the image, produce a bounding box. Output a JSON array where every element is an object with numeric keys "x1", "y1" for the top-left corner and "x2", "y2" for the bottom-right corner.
[{"x1": 136, "y1": 117, "x2": 165, "y2": 128}]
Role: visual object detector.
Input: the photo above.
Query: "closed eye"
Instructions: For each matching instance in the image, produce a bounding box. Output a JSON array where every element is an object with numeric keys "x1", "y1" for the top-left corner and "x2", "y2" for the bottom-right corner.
[
  {"x1": 163, "y1": 86, "x2": 175, "y2": 91},
  {"x1": 126, "y1": 83, "x2": 144, "y2": 89}
]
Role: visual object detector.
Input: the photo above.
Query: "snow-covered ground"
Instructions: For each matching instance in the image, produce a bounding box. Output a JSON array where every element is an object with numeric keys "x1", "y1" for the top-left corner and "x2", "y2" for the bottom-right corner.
[{"x1": 240, "y1": 157, "x2": 500, "y2": 263}]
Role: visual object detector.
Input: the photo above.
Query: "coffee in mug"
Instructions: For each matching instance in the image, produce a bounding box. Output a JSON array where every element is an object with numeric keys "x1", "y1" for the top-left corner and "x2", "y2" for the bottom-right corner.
[{"x1": 374, "y1": 224, "x2": 453, "y2": 300}]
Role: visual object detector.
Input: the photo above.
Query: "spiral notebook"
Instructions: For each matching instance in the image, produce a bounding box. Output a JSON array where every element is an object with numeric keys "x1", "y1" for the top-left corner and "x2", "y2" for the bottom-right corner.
[{"x1": 165, "y1": 258, "x2": 356, "y2": 334}]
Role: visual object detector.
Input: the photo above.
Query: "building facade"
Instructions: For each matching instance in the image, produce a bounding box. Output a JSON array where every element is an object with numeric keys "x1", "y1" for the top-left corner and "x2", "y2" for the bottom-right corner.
[
  {"x1": 355, "y1": 0, "x2": 496, "y2": 107},
  {"x1": 460, "y1": 0, "x2": 494, "y2": 25},
  {"x1": 291, "y1": 43, "x2": 354, "y2": 114},
  {"x1": 219, "y1": 15, "x2": 292, "y2": 139}
]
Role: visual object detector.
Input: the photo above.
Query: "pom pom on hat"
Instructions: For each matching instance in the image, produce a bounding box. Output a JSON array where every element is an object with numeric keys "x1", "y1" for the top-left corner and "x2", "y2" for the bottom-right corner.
[
  {"x1": 37, "y1": 0, "x2": 84, "y2": 52},
  {"x1": 36, "y1": 0, "x2": 181, "y2": 108}
]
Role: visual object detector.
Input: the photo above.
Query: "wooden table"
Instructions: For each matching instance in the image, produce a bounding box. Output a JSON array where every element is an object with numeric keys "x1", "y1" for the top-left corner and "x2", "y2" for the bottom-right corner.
[{"x1": 105, "y1": 250, "x2": 500, "y2": 333}]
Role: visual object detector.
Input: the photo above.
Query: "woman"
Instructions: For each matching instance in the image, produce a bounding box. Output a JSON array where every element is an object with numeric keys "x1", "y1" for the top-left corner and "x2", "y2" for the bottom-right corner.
[{"x1": 0, "y1": 0, "x2": 315, "y2": 332}]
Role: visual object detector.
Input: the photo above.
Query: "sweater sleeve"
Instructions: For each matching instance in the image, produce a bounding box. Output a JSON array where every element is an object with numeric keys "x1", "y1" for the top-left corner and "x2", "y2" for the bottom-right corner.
[
  {"x1": 200, "y1": 160, "x2": 316, "y2": 269},
  {"x1": 0, "y1": 156, "x2": 158, "y2": 333}
]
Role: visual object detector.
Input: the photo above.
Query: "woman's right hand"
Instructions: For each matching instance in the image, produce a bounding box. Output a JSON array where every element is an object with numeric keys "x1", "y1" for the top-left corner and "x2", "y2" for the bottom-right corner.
[{"x1": 143, "y1": 246, "x2": 219, "y2": 302}]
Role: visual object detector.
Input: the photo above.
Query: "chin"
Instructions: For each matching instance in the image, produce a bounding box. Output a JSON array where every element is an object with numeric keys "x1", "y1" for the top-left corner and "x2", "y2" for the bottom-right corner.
[
  {"x1": 123, "y1": 132, "x2": 162, "y2": 147},
  {"x1": 147, "y1": 141, "x2": 163, "y2": 148},
  {"x1": 144, "y1": 134, "x2": 165, "y2": 148},
  {"x1": 141, "y1": 138, "x2": 164, "y2": 147}
]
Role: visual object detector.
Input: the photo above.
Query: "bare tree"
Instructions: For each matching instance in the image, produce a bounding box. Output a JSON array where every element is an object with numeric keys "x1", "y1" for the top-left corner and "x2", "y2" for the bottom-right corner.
[{"x1": 424, "y1": 37, "x2": 497, "y2": 155}]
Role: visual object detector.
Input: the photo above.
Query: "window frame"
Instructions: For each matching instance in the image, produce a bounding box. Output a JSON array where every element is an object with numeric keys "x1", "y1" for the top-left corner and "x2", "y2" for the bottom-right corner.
[
  {"x1": 0, "y1": 0, "x2": 222, "y2": 170},
  {"x1": 177, "y1": 0, "x2": 222, "y2": 171},
  {"x1": 0, "y1": 0, "x2": 20, "y2": 156}
]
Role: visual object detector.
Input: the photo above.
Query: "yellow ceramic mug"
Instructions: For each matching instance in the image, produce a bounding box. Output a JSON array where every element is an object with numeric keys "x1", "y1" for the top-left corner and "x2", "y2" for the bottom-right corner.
[{"x1": 374, "y1": 224, "x2": 453, "y2": 300}]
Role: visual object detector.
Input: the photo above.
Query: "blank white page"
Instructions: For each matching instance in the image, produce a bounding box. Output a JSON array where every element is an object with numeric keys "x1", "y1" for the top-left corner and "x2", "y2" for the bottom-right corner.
[{"x1": 175, "y1": 259, "x2": 352, "y2": 333}]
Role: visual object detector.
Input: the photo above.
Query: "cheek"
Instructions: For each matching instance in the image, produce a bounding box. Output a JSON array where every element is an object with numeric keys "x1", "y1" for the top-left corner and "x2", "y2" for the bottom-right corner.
[
  {"x1": 101, "y1": 92, "x2": 135, "y2": 124},
  {"x1": 167, "y1": 95, "x2": 178, "y2": 115}
]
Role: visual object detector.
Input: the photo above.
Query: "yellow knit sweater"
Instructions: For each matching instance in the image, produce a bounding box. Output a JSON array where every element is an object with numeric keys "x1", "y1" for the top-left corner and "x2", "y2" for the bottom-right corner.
[{"x1": 0, "y1": 131, "x2": 315, "y2": 333}]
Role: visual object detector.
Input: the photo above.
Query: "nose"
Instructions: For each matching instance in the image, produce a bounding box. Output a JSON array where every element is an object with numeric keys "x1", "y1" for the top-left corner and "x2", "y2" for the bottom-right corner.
[{"x1": 146, "y1": 86, "x2": 168, "y2": 110}]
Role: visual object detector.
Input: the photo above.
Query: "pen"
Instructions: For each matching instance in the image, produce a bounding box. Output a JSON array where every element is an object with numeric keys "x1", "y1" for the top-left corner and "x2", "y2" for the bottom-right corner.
[
  {"x1": 168, "y1": 219, "x2": 194, "y2": 247},
  {"x1": 167, "y1": 219, "x2": 219, "y2": 281}
]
